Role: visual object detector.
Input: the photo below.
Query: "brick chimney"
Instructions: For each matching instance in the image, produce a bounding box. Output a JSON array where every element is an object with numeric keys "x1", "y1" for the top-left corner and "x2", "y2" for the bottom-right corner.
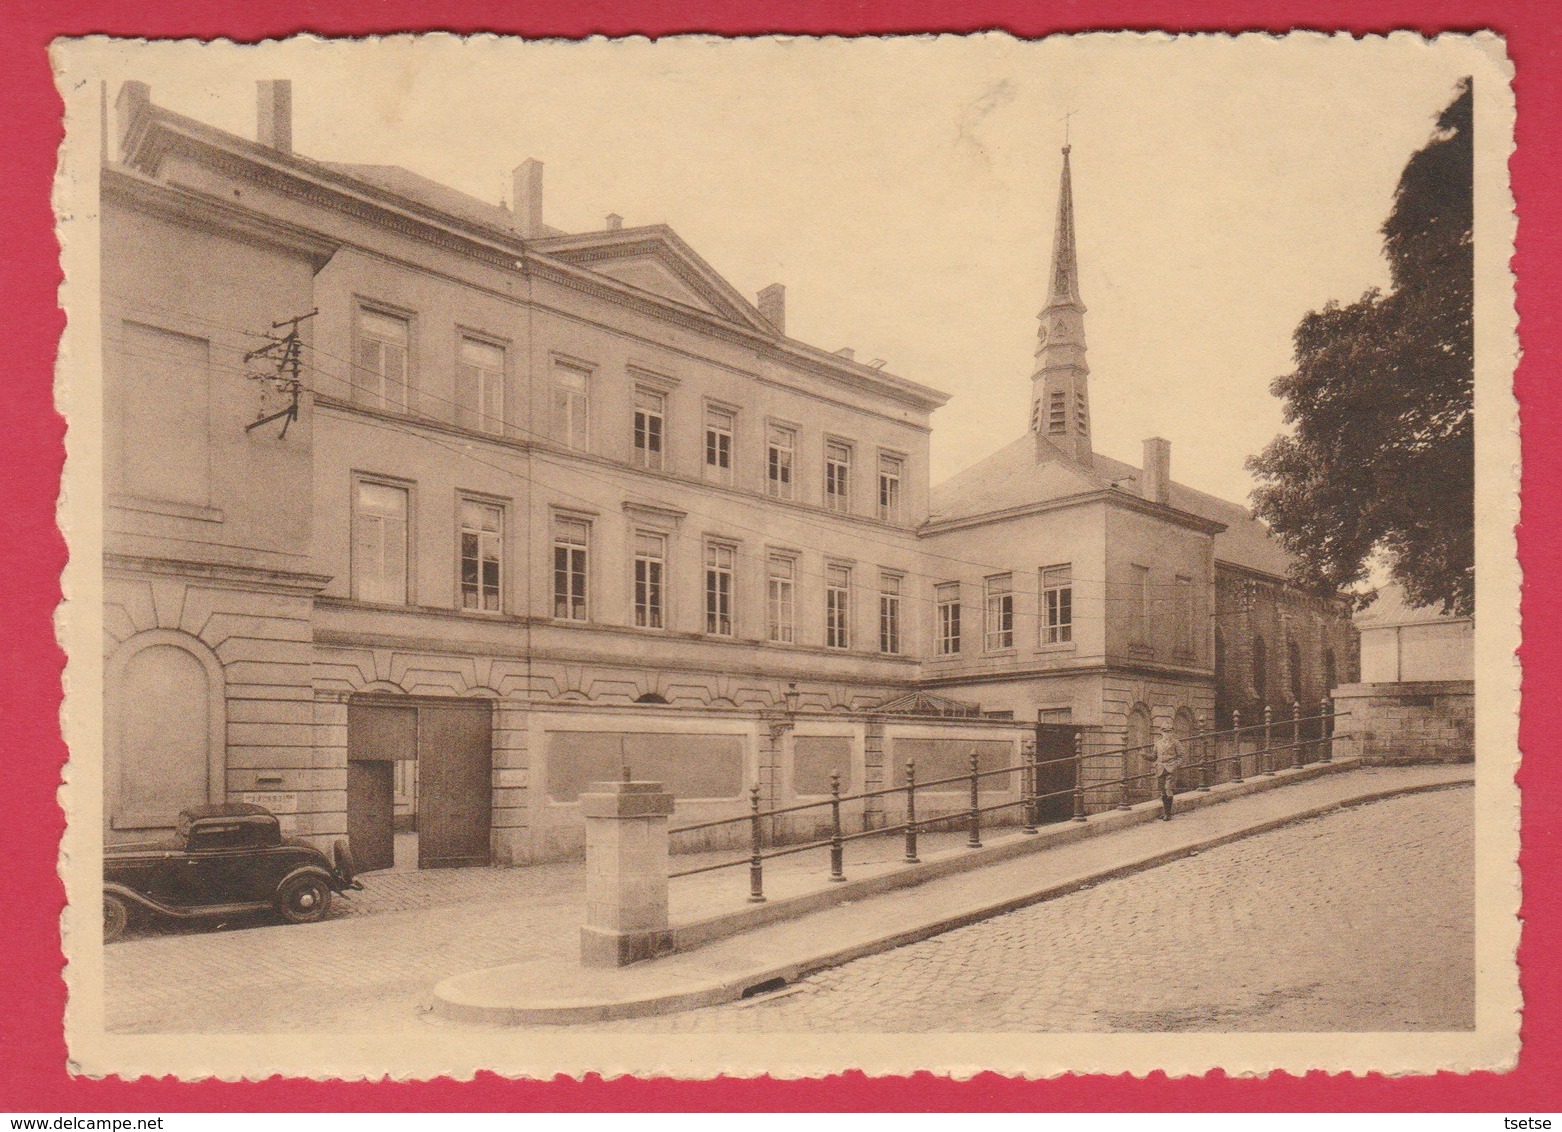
[
  {"x1": 256, "y1": 80, "x2": 292, "y2": 153},
  {"x1": 1142, "y1": 437, "x2": 1171, "y2": 505},
  {"x1": 757, "y1": 283, "x2": 785, "y2": 335},
  {"x1": 512, "y1": 159, "x2": 544, "y2": 238}
]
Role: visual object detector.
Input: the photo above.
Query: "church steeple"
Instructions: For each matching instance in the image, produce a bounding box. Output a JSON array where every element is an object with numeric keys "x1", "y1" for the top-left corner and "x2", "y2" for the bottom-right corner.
[{"x1": 1031, "y1": 144, "x2": 1093, "y2": 466}]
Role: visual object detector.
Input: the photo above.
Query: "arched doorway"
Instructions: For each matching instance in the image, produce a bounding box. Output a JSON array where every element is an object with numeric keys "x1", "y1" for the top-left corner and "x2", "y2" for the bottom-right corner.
[
  {"x1": 1124, "y1": 703, "x2": 1154, "y2": 802},
  {"x1": 1173, "y1": 706, "x2": 1199, "y2": 790}
]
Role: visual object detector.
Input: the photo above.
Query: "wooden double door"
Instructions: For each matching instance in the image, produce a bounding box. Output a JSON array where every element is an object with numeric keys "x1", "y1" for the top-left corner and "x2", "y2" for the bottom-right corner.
[{"x1": 347, "y1": 697, "x2": 493, "y2": 871}]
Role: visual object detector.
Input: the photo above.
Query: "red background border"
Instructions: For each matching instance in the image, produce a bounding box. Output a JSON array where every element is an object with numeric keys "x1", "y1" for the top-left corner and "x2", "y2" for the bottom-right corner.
[{"x1": 1, "y1": 0, "x2": 1555, "y2": 1111}]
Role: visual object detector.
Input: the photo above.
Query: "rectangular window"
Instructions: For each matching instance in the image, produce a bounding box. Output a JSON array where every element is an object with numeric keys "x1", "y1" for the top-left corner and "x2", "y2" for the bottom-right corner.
[
  {"x1": 356, "y1": 309, "x2": 410, "y2": 411},
  {"x1": 704, "y1": 404, "x2": 735, "y2": 485},
  {"x1": 1130, "y1": 563, "x2": 1151, "y2": 644},
  {"x1": 704, "y1": 542, "x2": 735, "y2": 636},
  {"x1": 936, "y1": 582, "x2": 961, "y2": 655},
  {"x1": 985, "y1": 574, "x2": 1014, "y2": 652},
  {"x1": 456, "y1": 336, "x2": 504, "y2": 434},
  {"x1": 877, "y1": 453, "x2": 904, "y2": 523},
  {"x1": 633, "y1": 387, "x2": 665, "y2": 471},
  {"x1": 825, "y1": 564, "x2": 852, "y2": 650},
  {"x1": 1175, "y1": 575, "x2": 1194, "y2": 654},
  {"x1": 458, "y1": 498, "x2": 503, "y2": 612},
  {"x1": 552, "y1": 363, "x2": 590, "y2": 451},
  {"x1": 633, "y1": 531, "x2": 666, "y2": 629},
  {"x1": 767, "y1": 424, "x2": 795, "y2": 500},
  {"x1": 825, "y1": 441, "x2": 852, "y2": 512},
  {"x1": 767, "y1": 554, "x2": 796, "y2": 644},
  {"x1": 1041, "y1": 564, "x2": 1072, "y2": 645},
  {"x1": 879, "y1": 573, "x2": 903, "y2": 655},
  {"x1": 353, "y1": 480, "x2": 409, "y2": 604},
  {"x1": 552, "y1": 516, "x2": 590, "y2": 621}
]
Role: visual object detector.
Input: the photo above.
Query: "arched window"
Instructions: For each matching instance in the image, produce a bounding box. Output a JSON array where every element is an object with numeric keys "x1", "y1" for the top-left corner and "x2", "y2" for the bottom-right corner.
[
  {"x1": 1252, "y1": 634, "x2": 1267, "y2": 705},
  {"x1": 1323, "y1": 648, "x2": 1338, "y2": 693},
  {"x1": 1213, "y1": 628, "x2": 1229, "y2": 726},
  {"x1": 106, "y1": 632, "x2": 224, "y2": 835},
  {"x1": 634, "y1": 692, "x2": 669, "y2": 705},
  {"x1": 1288, "y1": 636, "x2": 1304, "y2": 705},
  {"x1": 1124, "y1": 703, "x2": 1154, "y2": 802}
]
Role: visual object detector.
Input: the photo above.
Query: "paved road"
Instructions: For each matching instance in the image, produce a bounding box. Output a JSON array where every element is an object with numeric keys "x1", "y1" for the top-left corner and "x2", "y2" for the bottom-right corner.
[
  {"x1": 103, "y1": 784, "x2": 1472, "y2": 1034},
  {"x1": 591, "y1": 786, "x2": 1475, "y2": 1033}
]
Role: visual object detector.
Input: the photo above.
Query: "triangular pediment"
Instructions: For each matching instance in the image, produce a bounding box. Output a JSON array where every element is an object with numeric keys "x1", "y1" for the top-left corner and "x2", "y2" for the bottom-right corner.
[
  {"x1": 876, "y1": 691, "x2": 986, "y2": 718},
  {"x1": 528, "y1": 226, "x2": 775, "y2": 334}
]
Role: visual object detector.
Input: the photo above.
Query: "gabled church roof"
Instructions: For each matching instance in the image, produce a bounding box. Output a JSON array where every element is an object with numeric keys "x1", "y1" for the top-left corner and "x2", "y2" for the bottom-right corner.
[{"x1": 928, "y1": 434, "x2": 1295, "y2": 579}]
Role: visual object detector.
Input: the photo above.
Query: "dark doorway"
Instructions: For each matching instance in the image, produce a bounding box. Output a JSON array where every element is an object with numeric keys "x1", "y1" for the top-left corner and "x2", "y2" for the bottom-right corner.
[
  {"x1": 346, "y1": 760, "x2": 395, "y2": 872},
  {"x1": 417, "y1": 701, "x2": 494, "y2": 868},
  {"x1": 346, "y1": 697, "x2": 493, "y2": 871},
  {"x1": 1033, "y1": 723, "x2": 1080, "y2": 824}
]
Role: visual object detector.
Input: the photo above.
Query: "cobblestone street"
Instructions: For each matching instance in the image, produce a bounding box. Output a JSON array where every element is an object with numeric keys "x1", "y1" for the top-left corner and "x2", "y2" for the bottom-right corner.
[
  {"x1": 102, "y1": 782, "x2": 1473, "y2": 1034},
  {"x1": 590, "y1": 786, "x2": 1475, "y2": 1033}
]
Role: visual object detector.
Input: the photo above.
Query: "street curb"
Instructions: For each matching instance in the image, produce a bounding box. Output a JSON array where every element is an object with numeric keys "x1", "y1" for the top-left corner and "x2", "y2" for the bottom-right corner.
[{"x1": 431, "y1": 771, "x2": 1471, "y2": 1027}]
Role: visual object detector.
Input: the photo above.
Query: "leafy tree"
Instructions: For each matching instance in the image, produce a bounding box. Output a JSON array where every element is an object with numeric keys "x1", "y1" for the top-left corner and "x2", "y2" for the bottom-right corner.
[{"x1": 1248, "y1": 79, "x2": 1473, "y2": 616}]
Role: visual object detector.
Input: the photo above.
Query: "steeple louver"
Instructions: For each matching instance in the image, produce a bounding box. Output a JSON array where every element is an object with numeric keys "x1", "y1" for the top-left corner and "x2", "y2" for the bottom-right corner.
[{"x1": 1031, "y1": 145, "x2": 1093, "y2": 466}]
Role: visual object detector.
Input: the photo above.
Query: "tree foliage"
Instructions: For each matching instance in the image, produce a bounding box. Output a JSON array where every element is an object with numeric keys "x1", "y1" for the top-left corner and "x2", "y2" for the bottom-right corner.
[{"x1": 1248, "y1": 79, "x2": 1474, "y2": 616}]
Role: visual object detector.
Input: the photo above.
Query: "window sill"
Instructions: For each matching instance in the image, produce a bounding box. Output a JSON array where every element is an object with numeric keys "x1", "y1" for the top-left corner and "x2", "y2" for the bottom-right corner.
[
  {"x1": 110, "y1": 494, "x2": 225, "y2": 524},
  {"x1": 1037, "y1": 641, "x2": 1076, "y2": 654}
]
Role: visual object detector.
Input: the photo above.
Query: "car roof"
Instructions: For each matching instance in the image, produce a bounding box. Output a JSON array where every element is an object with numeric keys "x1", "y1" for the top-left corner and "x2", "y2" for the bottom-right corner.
[{"x1": 181, "y1": 802, "x2": 272, "y2": 821}]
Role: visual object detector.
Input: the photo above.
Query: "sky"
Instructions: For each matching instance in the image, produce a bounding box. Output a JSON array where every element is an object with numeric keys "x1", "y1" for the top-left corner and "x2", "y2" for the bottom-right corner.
[{"x1": 69, "y1": 33, "x2": 1485, "y2": 504}]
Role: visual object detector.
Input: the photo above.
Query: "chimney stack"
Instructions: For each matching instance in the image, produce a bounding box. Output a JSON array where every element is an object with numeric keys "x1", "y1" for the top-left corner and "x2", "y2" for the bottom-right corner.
[
  {"x1": 256, "y1": 80, "x2": 293, "y2": 153},
  {"x1": 1142, "y1": 437, "x2": 1171, "y2": 505},
  {"x1": 757, "y1": 283, "x2": 785, "y2": 335},
  {"x1": 115, "y1": 81, "x2": 152, "y2": 160},
  {"x1": 512, "y1": 159, "x2": 544, "y2": 238},
  {"x1": 605, "y1": 212, "x2": 623, "y2": 232},
  {"x1": 833, "y1": 347, "x2": 855, "y2": 361}
]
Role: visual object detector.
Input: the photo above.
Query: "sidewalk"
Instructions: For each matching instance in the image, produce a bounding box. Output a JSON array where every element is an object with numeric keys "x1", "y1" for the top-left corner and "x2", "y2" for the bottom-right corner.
[{"x1": 431, "y1": 760, "x2": 1472, "y2": 1026}]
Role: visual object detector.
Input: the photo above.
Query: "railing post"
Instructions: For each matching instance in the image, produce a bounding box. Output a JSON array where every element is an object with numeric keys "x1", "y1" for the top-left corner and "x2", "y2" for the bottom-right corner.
[
  {"x1": 1321, "y1": 697, "x2": 1334, "y2": 763},
  {"x1": 1116, "y1": 746, "x2": 1133, "y2": 810},
  {"x1": 747, "y1": 783, "x2": 766, "y2": 903},
  {"x1": 1262, "y1": 704, "x2": 1275, "y2": 775},
  {"x1": 1231, "y1": 709, "x2": 1245, "y2": 783},
  {"x1": 1198, "y1": 712, "x2": 1212, "y2": 791},
  {"x1": 1021, "y1": 739, "x2": 1039, "y2": 835},
  {"x1": 1291, "y1": 699, "x2": 1302, "y2": 768},
  {"x1": 828, "y1": 771, "x2": 846, "y2": 882},
  {"x1": 903, "y1": 759, "x2": 920, "y2": 864},
  {"x1": 1071, "y1": 730, "x2": 1087, "y2": 822},
  {"x1": 967, "y1": 751, "x2": 983, "y2": 848}
]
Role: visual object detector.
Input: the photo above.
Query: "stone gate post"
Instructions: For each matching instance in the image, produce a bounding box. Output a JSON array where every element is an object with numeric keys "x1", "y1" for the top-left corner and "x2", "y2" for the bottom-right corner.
[{"x1": 579, "y1": 777, "x2": 676, "y2": 968}]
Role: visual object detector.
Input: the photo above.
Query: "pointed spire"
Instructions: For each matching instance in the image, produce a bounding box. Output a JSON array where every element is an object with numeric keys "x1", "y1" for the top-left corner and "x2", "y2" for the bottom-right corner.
[
  {"x1": 1048, "y1": 145, "x2": 1082, "y2": 308},
  {"x1": 1031, "y1": 144, "x2": 1093, "y2": 466}
]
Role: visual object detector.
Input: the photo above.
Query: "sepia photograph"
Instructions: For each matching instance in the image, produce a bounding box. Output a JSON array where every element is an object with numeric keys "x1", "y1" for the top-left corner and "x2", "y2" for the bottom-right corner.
[{"x1": 51, "y1": 31, "x2": 1518, "y2": 1081}]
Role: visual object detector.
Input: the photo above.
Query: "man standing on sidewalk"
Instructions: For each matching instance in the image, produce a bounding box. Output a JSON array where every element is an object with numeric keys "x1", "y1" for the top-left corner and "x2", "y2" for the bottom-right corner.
[{"x1": 1151, "y1": 723, "x2": 1184, "y2": 821}]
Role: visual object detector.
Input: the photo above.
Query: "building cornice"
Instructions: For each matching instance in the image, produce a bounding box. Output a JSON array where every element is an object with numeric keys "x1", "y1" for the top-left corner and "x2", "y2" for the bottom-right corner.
[
  {"x1": 921, "y1": 486, "x2": 1227, "y2": 539},
  {"x1": 104, "y1": 552, "x2": 334, "y2": 596}
]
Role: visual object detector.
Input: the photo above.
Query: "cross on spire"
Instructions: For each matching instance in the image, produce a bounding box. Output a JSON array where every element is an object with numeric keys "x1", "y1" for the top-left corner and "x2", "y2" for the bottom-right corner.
[{"x1": 1059, "y1": 107, "x2": 1078, "y2": 149}]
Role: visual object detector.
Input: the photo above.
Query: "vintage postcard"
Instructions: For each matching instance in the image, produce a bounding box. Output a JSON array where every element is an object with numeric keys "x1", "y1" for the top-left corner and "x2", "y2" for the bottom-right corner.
[{"x1": 52, "y1": 31, "x2": 1519, "y2": 1080}]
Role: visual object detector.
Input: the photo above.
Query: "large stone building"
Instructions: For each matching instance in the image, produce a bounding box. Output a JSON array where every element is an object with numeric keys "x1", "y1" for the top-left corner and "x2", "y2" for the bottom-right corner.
[{"x1": 100, "y1": 81, "x2": 1354, "y2": 866}]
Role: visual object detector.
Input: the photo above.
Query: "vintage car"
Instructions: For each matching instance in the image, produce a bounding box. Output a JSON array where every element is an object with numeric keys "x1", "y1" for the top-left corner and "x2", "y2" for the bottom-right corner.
[{"x1": 103, "y1": 803, "x2": 362, "y2": 941}]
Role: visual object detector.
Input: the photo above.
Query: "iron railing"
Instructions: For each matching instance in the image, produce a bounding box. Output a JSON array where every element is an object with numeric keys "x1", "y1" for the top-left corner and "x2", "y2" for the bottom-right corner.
[{"x1": 666, "y1": 701, "x2": 1349, "y2": 902}]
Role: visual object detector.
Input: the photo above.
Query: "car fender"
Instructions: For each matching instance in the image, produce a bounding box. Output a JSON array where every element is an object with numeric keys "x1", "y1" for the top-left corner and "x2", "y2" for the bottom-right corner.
[{"x1": 276, "y1": 863, "x2": 339, "y2": 896}]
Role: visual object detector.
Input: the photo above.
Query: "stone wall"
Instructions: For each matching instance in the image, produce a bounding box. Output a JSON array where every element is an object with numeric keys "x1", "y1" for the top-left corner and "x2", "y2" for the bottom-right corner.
[{"x1": 1330, "y1": 680, "x2": 1474, "y2": 765}]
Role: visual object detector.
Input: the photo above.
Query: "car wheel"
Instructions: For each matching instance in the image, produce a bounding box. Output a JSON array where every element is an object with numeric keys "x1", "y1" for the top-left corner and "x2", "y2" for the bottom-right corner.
[
  {"x1": 332, "y1": 839, "x2": 356, "y2": 888},
  {"x1": 275, "y1": 874, "x2": 332, "y2": 924},
  {"x1": 104, "y1": 893, "x2": 128, "y2": 943}
]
